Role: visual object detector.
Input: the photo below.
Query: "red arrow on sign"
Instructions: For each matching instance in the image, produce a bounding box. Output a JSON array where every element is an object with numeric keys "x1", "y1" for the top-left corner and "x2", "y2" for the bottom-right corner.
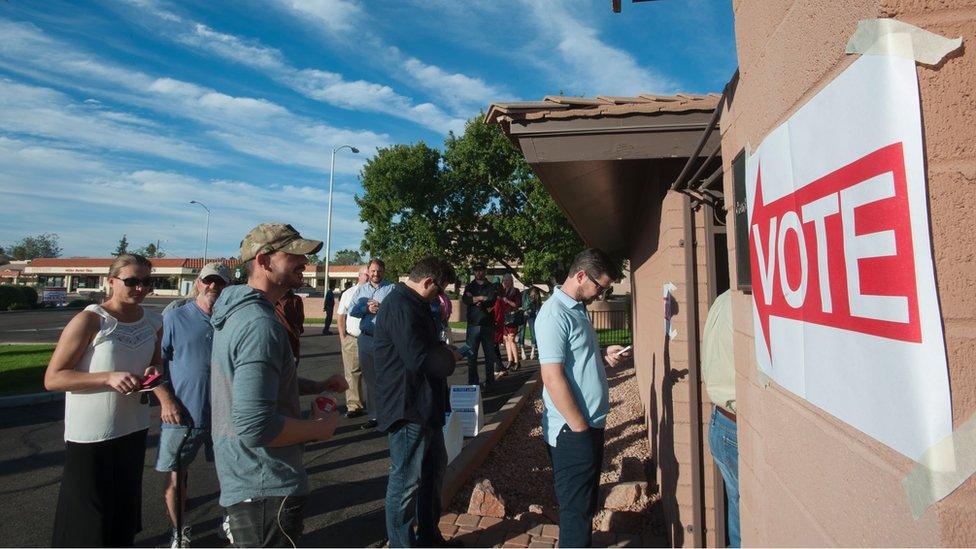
[{"x1": 749, "y1": 142, "x2": 922, "y2": 356}]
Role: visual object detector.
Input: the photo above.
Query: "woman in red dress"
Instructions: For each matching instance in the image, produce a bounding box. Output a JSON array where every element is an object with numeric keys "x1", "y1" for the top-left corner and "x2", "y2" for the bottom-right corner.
[{"x1": 493, "y1": 273, "x2": 523, "y2": 372}]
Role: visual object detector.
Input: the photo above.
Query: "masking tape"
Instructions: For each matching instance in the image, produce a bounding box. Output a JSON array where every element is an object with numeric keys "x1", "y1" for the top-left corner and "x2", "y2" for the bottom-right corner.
[
  {"x1": 902, "y1": 411, "x2": 976, "y2": 519},
  {"x1": 846, "y1": 18, "x2": 963, "y2": 66}
]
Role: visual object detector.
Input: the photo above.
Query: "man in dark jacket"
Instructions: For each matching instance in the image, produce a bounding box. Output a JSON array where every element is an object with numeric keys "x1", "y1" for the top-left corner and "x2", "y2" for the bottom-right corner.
[
  {"x1": 374, "y1": 257, "x2": 461, "y2": 548},
  {"x1": 461, "y1": 264, "x2": 497, "y2": 389}
]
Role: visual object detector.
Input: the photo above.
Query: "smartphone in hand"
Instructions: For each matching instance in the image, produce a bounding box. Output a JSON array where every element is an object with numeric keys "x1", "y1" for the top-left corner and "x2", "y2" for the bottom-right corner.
[{"x1": 139, "y1": 372, "x2": 164, "y2": 392}]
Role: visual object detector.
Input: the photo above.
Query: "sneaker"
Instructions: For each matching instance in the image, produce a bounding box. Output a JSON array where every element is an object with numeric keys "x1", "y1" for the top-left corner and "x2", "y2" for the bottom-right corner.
[
  {"x1": 170, "y1": 526, "x2": 191, "y2": 548},
  {"x1": 359, "y1": 419, "x2": 379, "y2": 430},
  {"x1": 217, "y1": 514, "x2": 233, "y2": 544},
  {"x1": 345, "y1": 408, "x2": 366, "y2": 419}
]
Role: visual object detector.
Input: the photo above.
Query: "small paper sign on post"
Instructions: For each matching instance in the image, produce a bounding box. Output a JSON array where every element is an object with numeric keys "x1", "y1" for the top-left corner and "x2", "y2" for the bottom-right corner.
[{"x1": 449, "y1": 385, "x2": 484, "y2": 437}]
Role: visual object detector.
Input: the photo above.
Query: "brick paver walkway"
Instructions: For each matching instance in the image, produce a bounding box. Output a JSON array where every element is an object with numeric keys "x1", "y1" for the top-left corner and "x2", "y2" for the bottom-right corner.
[{"x1": 440, "y1": 512, "x2": 644, "y2": 547}]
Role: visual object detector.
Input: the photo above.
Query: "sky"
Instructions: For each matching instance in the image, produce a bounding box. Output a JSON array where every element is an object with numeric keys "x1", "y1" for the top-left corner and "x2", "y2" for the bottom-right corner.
[{"x1": 0, "y1": 0, "x2": 737, "y2": 260}]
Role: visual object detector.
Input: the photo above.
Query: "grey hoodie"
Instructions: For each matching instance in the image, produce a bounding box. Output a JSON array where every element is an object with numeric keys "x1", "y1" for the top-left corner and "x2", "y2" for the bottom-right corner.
[{"x1": 210, "y1": 284, "x2": 306, "y2": 507}]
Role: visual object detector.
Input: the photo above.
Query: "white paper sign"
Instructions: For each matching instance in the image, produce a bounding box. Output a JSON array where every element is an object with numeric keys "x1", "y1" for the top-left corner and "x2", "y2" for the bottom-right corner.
[
  {"x1": 450, "y1": 385, "x2": 484, "y2": 437},
  {"x1": 746, "y1": 54, "x2": 951, "y2": 460}
]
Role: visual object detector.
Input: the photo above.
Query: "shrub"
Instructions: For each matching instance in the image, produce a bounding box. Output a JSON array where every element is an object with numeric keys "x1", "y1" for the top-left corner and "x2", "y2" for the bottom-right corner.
[
  {"x1": 67, "y1": 298, "x2": 95, "y2": 308},
  {"x1": 0, "y1": 285, "x2": 38, "y2": 310}
]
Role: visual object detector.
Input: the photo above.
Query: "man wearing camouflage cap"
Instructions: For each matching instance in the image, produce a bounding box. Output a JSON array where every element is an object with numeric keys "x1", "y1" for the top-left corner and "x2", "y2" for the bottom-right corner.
[{"x1": 210, "y1": 223, "x2": 349, "y2": 546}]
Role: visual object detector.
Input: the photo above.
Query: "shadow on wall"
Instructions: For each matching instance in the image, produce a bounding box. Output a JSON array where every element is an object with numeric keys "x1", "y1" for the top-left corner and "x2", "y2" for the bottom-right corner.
[{"x1": 647, "y1": 297, "x2": 689, "y2": 547}]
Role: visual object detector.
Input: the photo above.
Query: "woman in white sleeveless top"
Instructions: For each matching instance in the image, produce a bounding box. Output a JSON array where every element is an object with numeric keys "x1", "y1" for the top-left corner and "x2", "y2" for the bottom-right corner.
[{"x1": 44, "y1": 254, "x2": 163, "y2": 547}]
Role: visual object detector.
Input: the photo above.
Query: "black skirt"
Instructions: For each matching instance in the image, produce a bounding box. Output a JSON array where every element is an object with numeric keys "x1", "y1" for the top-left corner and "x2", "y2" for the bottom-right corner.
[{"x1": 51, "y1": 429, "x2": 147, "y2": 547}]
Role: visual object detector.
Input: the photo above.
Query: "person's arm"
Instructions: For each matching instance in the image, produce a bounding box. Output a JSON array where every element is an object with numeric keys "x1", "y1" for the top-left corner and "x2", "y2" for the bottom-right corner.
[
  {"x1": 349, "y1": 296, "x2": 369, "y2": 319},
  {"x1": 337, "y1": 314, "x2": 348, "y2": 340},
  {"x1": 45, "y1": 310, "x2": 143, "y2": 393},
  {"x1": 483, "y1": 285, "x2": 497, "y2": 308},
  {"x1": 540, "y1": 363, "x2": 588, "y2": 432},
  {"x1": 461, "y1": 284, "x2": 474, "y2": 306},
  {"x1": 387, "y1": 304, "x2": 456, "y2": 378},
  {"x1": 231, "y1": 320, "x2": 334, "y2": 447}
]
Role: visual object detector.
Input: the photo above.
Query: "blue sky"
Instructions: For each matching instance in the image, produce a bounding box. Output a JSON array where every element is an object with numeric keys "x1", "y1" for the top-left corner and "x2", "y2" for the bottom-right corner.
[{"x1": 0, "y1": 0, "x2": 736, "y2": 259}]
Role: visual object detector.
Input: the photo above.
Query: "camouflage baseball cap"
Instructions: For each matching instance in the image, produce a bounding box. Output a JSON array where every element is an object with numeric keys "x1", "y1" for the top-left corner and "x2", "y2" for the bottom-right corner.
[{"x1": 239, "y1": 223, "x2": 323, "y2": 261}]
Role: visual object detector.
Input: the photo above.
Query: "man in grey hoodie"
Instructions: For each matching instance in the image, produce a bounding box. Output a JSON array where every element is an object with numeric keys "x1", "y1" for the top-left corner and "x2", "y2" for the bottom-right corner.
[{"x1": 211, "y1": 223, "x2": 348, "y2": 547}]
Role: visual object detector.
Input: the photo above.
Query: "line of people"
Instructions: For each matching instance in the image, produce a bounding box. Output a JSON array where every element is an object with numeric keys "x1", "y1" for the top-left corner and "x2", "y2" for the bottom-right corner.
[{"x1": 44, "y1": 219, "x2": 632, "y2": 548}]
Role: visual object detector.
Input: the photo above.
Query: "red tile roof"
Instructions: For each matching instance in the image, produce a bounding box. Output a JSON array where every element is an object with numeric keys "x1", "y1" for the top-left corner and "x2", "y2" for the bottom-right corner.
[
  {"x1": 29, "y1": 257, "x2": 243, "y2": 269},
  {"x1": 485, "y1": 93, "x2": 721, "y2": 124}
]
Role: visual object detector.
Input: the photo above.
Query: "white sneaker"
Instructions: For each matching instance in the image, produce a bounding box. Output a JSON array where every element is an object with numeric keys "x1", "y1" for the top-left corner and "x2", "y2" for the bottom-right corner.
[
  {"x1": 218, "y1": 514, "x2": 234, "y2": 544},
  {"x1": 170, "y1": 526, "x2": 191, "y2": 548}
]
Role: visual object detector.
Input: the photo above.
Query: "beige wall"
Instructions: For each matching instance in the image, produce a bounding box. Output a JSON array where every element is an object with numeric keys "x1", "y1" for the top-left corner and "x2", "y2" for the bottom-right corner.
[
  {"x1": 722, "y1": 0, "x2": 976, "y2": 545},
  {"x1": 631, "y1": 183, "x2": 725, "y2": 546}
]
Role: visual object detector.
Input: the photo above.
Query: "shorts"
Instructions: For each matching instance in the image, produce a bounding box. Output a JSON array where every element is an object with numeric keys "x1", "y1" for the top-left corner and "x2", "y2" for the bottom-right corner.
[{"x1": 155, "y1": 426, "x2": 212, "y2": 472}]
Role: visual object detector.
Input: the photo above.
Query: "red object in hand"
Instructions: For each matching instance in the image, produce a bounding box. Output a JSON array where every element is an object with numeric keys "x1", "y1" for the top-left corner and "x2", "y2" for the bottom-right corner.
[
  {"x1": 141, "y1": 372, "x2": 162, "y2": 389},
  {"x1": 315, "y1": 396, "x2": 336, "y2": 413}
]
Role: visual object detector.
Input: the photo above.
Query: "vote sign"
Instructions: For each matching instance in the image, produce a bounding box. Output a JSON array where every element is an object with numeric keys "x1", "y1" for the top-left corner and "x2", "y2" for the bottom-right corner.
[{"x1": 746, "y1": 54, "x2": 951, "y2": 460}]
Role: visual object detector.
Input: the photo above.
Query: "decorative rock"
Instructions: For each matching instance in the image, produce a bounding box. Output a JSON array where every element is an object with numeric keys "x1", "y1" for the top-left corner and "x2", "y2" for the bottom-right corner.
[
  {"x1": 528, "y1": 504, "x2": 559, "y2": 523},
  {"x1": 468, "y1": 478, "x2": 507, "y2": 518},
  {"x1": 603, "y1": 481, "x2": 647, "y2": 510}
]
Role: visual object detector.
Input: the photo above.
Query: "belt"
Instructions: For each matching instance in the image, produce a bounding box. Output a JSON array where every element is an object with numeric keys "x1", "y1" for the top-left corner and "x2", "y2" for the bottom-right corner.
[{"x1": 717, "y1": 406, "x2": 736, "y2": 423}]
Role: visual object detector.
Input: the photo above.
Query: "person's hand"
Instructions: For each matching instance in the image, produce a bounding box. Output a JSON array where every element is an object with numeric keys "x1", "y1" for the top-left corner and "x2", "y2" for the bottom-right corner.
[
  {"x1": 367, "y1": 299, "x2": 380, "y2": 314},
  {"x1": 473, "y1": 295, "x2": 485, "y2": 303},
  {"x1": 160, "y1": 399, "x2": 183, "y2": 425},
  {"x1": 320, "y1": 374, "x2": 349, "y2": 393},
  {"x1": 311, "y1": 406, "x2": 340, "y2": 441},
  {"x1": 447, "y1": 345, "x2": 462, "y2": 362},
  {"x1": 106, "y1": 371, "x2": 142, "y2": 394},
  {"x1": 605, "y1": 345, "x2": 631, "y2": 368},
  {"x1": 569, "y1": 421, "x2": 590, "y2": 433}
]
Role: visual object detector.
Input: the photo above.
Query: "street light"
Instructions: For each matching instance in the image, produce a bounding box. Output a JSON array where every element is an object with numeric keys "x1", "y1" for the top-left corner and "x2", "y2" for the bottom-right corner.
[
  {"x1": 324, "y1": 145, "x2": 359, "y2": 292},
  {"x1": 189, "y1": 200, "x2": 211, "y2": 263}
]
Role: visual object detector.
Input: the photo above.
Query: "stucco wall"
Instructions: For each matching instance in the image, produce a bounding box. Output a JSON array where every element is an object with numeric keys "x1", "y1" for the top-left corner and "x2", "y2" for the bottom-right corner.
[
  {"x1": 631, "y1": 183, "x2": 723, "y2": 546},
  {"x1": 722, "y1": 0, "x2": 976, "y2": 545}
]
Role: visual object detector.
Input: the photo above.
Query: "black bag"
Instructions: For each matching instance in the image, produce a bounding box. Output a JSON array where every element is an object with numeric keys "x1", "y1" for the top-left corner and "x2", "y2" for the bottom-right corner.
[{"x1": 504, "y1": 309, "x2": 525, "y2": 327}]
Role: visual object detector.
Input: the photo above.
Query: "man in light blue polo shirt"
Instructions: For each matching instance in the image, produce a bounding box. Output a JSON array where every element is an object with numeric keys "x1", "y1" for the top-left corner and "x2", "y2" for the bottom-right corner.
[
  {"x1": 348, "y1": 258, "x2": 395, "y2": 430},
  {"x1": 535, "y1": 248, "x2": 630, "y2": 548}
]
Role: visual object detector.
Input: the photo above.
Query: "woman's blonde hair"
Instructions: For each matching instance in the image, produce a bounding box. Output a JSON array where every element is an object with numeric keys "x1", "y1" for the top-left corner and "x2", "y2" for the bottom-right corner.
[{"x1": 109, "y1": 254, "x2": 153, "y2": 278}]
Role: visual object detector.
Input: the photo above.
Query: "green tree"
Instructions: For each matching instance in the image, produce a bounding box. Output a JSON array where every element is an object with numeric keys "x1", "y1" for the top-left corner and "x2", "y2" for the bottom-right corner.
[
  {"x1": 114, "y1": 234, "x2": 129, "y2": 256},
  {"x1": 134, "y1": 242, "x2": 165, "y2": 258},
  {"x1": 332, "y1": 249, "x2": 363, "y2": 265},
  {"x1": 306, "y1": 253, "x2": 322, "y2": 265},
  {"x1": 8, "y1": 233, "x2": 63, "y2": 260},
  {"x1": 357, "y1": 115, "x2": 585, "y2": 286}
]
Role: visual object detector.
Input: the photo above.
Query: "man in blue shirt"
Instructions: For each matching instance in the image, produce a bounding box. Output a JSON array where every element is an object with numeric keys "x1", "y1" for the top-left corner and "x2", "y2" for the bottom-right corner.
[
  {"x1": 349, "y1": 258, "x2": 395, "y2": 430},
  {"x1": 153, "y1": 262, "x2": 230, "y2": 548},
  {"x1": 535, "y1": 248, "x2": 630, "y2": 548}
]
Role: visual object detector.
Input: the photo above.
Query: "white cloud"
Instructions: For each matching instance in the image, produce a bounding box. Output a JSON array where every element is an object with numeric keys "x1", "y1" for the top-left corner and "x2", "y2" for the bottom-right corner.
[
  {"x1": 277, "y1": 0, "x2": 363, "y2": 35},
  {"x1": 273, "y1": 1, "x2": 506, "y2": 116},
  {"x1": 0, "y1": 19, "x2": 388, "y2": 174},
  {"x1": 0, "y1": 138, "x2": 366, "y2": 257},
  {"x1": 0, "y1": 79, "x2": 213, "y2": 165},
  {"x1": 522, "y1": 1, "x2": 676, "y2": 96}
]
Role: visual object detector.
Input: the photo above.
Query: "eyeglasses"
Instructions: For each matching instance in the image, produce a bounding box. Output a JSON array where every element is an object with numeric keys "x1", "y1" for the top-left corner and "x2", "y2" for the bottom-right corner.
[
  {"x1": 584, "y1": 271, "x2": 610, "y2": 297},
  {"x1": 201, "y1": 276, "x2": 227, "y2": 287},
  {"x1": 119, "y1": 276, "x2": 153, "y2": 288}
]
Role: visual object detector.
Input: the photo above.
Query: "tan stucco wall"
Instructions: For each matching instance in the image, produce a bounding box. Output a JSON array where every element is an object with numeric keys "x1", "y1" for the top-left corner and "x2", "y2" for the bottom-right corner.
[
  {"x1": 722, "y1": 0, "x2": 976, "y2": 545},
  {"x1": 631, "y1": 184, "x2": 724, "y2": 546}
]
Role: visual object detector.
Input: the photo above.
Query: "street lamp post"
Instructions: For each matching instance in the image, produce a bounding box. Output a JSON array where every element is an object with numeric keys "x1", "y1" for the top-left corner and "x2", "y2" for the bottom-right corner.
[
  {"x1": 324, "y1": 145, "x2": 359, "y2": 292},
  {"x1": 189, "y1": 200, "x2": 211, "y2": 263}
]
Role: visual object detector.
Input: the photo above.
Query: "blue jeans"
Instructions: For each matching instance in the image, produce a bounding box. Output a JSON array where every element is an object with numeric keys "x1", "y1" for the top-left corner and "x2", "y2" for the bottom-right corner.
[
  {"x1": 464, "y1": 324, "x2": 497, "y2": 385},
  {"x1": 386, "y1": 422, "x2": 447, "y2": 547},
  {"x1": 708, "y1": 406, "x2": 740, "y2": 547}
]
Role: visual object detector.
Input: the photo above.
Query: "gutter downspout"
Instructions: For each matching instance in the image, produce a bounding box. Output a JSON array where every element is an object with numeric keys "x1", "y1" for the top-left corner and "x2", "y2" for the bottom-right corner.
[{"x1": 683, "y1": 194, "x2": 707, "y2": 546}]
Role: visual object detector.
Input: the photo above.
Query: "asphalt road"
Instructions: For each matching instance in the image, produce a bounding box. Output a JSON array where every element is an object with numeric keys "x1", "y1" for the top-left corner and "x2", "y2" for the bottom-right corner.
[
  {"x1": 0, "y1": 310, "x2": 535, "y2": 547},
  {"x1": 0, "y1": 297, "x2": 172, "y2": 344}
]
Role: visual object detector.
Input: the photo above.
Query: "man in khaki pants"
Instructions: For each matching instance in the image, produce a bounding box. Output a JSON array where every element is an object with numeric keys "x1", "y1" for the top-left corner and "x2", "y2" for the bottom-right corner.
[{"x1": 337, "y1": 267, "x2": 369, "y2": 418}]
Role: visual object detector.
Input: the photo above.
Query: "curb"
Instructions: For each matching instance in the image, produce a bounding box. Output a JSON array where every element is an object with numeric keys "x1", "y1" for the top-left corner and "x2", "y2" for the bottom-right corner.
[
  {"x1": 0, "y1": 390, "x2": 63, "y2": 409},
  {"x1": 440, "y1": 371, "x2": 541, "y2": 508}
]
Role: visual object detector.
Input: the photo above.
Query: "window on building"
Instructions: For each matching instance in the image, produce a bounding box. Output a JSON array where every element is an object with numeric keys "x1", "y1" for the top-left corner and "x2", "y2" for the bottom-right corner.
[
  {"x1": 38, "y1": 275, "x2": 66, "y2": 287},
  {"x1": 152, "y1": 276, "x2": 178, "y2": 290}
]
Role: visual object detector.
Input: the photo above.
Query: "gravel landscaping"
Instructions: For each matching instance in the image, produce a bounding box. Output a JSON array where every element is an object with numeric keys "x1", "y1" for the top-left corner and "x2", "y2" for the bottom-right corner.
[{"x1": 450, "y1": 363, "x2": 661, "y2": 534}]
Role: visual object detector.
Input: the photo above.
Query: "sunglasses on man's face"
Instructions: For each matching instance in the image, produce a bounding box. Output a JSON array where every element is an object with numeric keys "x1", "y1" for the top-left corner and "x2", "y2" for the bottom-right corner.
[
  {"x1": 584, "y1": 271, "x2": 611, "y2": 297},
  {"x1": 201, "y1": 276, "x2": 227, "y2": 287},
  {"x1": 119, "y1": 277, "x2": 153, "y2": 288}
]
